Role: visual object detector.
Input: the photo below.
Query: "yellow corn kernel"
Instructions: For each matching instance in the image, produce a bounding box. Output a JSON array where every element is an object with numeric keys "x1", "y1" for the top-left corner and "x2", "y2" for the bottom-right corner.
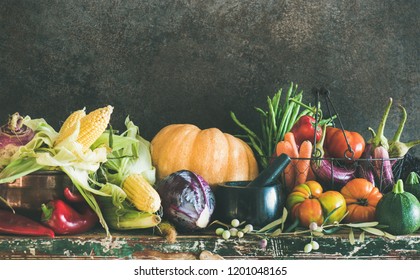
[
  {"x1": 77, "y1": 105, "x2": 113, "y2": 151},
  {"x1": 122, "y1": 173, "x2": 161, "y2": 213},
  {"x1": 55, "y1": 108, "x2": 86, "y2": 146}
]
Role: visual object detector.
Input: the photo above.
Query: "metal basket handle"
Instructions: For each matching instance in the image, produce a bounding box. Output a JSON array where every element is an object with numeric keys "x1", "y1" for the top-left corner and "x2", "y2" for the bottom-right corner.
[{"x1": 312, "y1": 87, "x2": 355, "y2": 160}]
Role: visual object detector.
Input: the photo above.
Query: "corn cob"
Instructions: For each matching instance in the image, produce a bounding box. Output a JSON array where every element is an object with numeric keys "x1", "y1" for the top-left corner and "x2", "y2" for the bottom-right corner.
[
  {"x1": 77, "y1": 105, "x2": 113, "y2": 151},
  {"x1": 105, "y1": 206, "x2": 161, "y2": 230},
  {"x1": 55, "y1": 108, "x2": 86, "y2": 146},
  {"x1": 122, "y1": 173, "x2": 161, "y2": 213},
  {"x1": 112, "y1": 210, "x2": 161, "y2": 230},
  {"x1": 98, "y1": 196, "x2": 161, "y2": 230}
]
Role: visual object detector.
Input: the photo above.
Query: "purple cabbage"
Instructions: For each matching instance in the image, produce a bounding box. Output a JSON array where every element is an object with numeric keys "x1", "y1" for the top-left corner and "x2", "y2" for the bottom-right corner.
[{"x1": 156, "y1": 170, "x2": 215, "y2": 232}]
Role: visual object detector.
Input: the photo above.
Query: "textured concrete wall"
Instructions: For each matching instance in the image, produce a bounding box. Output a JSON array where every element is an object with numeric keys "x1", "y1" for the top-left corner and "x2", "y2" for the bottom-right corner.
[{"x1": 1, "y1": 1, "x2": 419, "y2": 154}]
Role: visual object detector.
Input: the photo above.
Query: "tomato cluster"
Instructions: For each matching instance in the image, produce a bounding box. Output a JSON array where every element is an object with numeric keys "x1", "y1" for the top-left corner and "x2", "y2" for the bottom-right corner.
[{"x1": 286, "y1": 178, "x2": 383, "y2": 227}]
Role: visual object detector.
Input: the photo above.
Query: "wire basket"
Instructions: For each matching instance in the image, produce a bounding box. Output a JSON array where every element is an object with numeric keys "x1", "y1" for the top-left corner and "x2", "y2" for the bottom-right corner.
[
  {"x1": 279, "y1": 87, "x2": 403, "y2": 194},
  {"x1": 282, "y1": 156, "x2": 404, "y2": 194}
]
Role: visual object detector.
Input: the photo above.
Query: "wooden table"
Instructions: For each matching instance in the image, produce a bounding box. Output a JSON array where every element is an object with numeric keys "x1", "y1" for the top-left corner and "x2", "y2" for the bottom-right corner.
[{"x1": 0, "y1": 229, "x2": 419, "y2": 260}]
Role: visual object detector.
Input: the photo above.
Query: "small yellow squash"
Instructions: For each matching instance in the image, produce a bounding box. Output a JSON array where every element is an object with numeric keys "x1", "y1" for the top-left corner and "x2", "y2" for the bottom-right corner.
[{"x1": 151, "y1": 124, "x2": 259, "y2": 187}]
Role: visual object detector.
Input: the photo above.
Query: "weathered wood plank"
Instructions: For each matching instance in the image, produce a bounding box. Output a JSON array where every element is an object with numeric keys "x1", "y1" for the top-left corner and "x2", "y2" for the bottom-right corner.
[{"x1": 0, "y1": 230, "x2": 418, "y2": 260}]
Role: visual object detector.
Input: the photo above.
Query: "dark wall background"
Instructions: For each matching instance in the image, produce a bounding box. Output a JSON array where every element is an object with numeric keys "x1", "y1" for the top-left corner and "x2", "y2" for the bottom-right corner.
[{"x1": 1, "y1": 1, "x2": 419, "y2": 155}]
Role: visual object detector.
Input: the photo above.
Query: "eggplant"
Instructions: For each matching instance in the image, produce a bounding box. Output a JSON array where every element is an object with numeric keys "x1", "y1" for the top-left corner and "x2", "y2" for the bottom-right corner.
[
  {"x1": 311, "y1": 158, "x2": 356, "y2": 191},
  {"x1": 357, "y1": 143, "x2": 376, "y2": 186},
  {"x1": 372, "y1": 146, "x2": 394, "y2": 193},
  {"x1": 311, "y1": 123, "x2": 356, "y2": 191}
]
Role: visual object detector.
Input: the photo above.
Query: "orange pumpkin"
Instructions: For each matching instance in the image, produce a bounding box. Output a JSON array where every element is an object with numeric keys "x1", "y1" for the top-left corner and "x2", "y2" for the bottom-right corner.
[
  {"x1": 150, "y1": 124, "x2": 259, "y2": 187},
  {"x1": 340, "y1": 178, "x2": 383, "y2": 223}
]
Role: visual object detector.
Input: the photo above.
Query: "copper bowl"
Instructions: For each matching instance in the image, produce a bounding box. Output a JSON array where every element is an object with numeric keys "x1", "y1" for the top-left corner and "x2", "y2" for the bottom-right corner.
[{"x1": 0, "y1": 171, "x2": 75, "y2": 218}]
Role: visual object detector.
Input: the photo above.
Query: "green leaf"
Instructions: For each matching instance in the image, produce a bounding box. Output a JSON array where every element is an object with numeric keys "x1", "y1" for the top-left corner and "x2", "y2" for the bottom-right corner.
[
  {"x1": 270, "y1": 228, "x2": 283, "y2": 237},
  {"x1": 323, "y1": 227, "x2": 341, "y2": 234},
  {"x1": 384, "y1": 232, "x2": 397, "y2": 240},
  {"x1": 346, "y1": 221, "x2": 379, "y2": 228},
  {"x1": 257, "y1": 216, "x2": 285, "y2": 233},
  {"x1": 349, "y1": 228, "x2": 355, "y2": 245},
  {"x1": 281, "y1": 208, "x2": 288, "y2": 231},
  {"x1": 0, "y1": 157, "x2": 44, "y2": 184},
  {"x1": 359, "y1": 231, "x2": 365, "y2": 243},
  {"x1": 361, "y1": 227, "x2": 385, "y2": 236},
  {"x1": 284, "y1": 219, "x2": 300, "y2": 233},
  {"x1": 322, "y1": 206, "x2": 340, "y2": 225}
]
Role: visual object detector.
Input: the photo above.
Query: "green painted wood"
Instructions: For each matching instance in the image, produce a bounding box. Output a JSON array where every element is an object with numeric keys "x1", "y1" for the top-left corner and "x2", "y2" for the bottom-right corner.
[{"x1": 0, "y1": 229, "x2": 419, "y2": 260}]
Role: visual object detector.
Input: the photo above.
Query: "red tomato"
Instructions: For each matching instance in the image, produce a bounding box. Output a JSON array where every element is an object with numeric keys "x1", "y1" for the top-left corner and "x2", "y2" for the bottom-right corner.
[{"x1": 325, "y1": 127, "x2": 365, "y2": 160}]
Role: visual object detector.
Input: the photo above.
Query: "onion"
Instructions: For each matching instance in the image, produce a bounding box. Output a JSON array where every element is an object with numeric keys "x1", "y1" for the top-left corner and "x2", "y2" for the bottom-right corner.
[
  {"x1": 0, "y1": 113, "x2": 35, "y2": 164},
  {"x1": 156, "y1": 170, "x2": 215, "y2": 232}
]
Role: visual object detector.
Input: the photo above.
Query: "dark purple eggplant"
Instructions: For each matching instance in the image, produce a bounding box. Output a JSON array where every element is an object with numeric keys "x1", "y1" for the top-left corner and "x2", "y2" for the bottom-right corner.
[{"x1": 311, "y1": 158, "x2": 356, "y2": 191}]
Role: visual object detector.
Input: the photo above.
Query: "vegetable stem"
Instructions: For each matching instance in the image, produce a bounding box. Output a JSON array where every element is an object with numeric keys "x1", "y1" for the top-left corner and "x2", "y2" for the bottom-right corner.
[
  {"x1": 230, "y1": 112, "x2": 262, "y2": 146},
  {"x1": 371, "y1": 98, "x2": 392, "y2": 149},
  {"x1": 392, "y1": 105, "x2": 407, "y2": 143},
  {"x1": 392, "y1": 179, "x2": 405, "y2": 194}
]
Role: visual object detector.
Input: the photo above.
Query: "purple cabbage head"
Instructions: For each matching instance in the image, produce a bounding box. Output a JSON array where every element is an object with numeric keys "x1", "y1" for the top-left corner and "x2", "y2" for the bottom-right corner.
[{"x1": 156, "y1": 170, "x2": 215, "y2": 232}]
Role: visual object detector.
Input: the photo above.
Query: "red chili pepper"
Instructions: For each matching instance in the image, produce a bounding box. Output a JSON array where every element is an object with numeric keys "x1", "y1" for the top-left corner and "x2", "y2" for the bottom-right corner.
[
  {"x1": 0, "y1": 209, "x2": 55, "y2": 237},
  {"x1": 290, "y1": 115, "x2": 322, "y2": 147},
  {"x1": 63, "y1": 187, "x2": 85, "y2": 203},
  {"x1": 40, "y1": 187, "x2": 98, "y2": 235}
]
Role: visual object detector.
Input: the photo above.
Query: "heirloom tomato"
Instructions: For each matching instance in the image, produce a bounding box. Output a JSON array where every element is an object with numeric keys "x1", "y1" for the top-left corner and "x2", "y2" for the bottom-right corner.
[
  {"x1": 340, "y1": 178, "x2": 382, "y2": 223},
  {"x1": 286, "y1": 180, "x2": 347, "y2": 228},
  {"x1": 325, "y1": 127, "x2": 365, "y2": 160}
]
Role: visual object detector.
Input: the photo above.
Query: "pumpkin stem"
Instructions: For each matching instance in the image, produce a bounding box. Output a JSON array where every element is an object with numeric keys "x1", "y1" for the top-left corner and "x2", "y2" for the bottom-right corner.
[{"x1": 392, "y1": 179, "x2": 405, "y2": 194}]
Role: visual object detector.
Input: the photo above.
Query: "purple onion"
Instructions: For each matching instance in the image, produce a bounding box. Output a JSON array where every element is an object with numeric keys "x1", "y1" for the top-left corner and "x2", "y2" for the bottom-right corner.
[{"x1": 156, "y1": 170, "x2": 215, "y2": 232}]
